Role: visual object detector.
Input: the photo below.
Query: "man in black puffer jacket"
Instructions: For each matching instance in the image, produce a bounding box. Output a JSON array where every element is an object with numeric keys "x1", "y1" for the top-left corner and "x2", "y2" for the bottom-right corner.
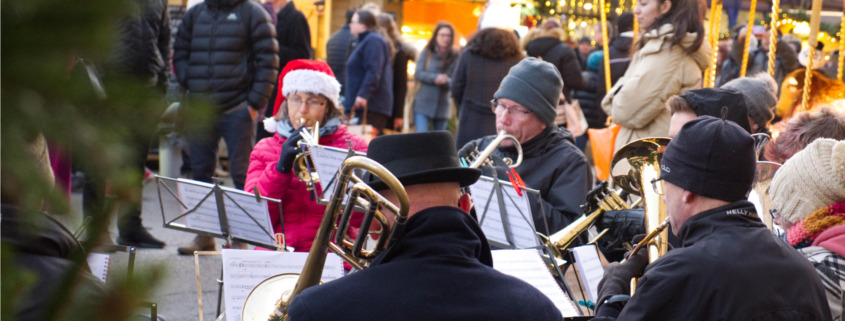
[
  {"x1": 173, "y1": 0, "x2": 278, "y2": 253},
  {"x1": 459, "y1": 58, "x2": 592, "y2": 236}
]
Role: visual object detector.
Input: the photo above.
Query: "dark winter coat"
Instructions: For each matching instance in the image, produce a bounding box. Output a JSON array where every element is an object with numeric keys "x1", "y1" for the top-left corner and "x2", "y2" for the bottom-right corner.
[
  {"x1": 573, "y1": 70, "x2": 606, "y2": 129},
  {"x1": 451, "y1": 50, "x2": 521, "y2": 147},
  {"x1": 344, "y1": 31, "x2": 394, "y2": 118},
  {"x1": 275, "y1": 1, "x2": 312, "y2": 70},
  {"x1": 597, "y1": 35, "x2": 633, "y2": 99},
  {"x1": 110, "y1": 0, "x2": 171, "y2": 90},
  {"x1": 173, "y1": 0, "x2": 279, "y2": 112},
  {"x1": 287, "y1": 206, "x2": 565, "y2": 321},
  {"x1": 414, "y1": 48, "x2": 457, "y2": 120},
  {"x1": 326, "y1": 24, "x2": 353, "y2": 92},
  {"x1": 525, "y1": 37, "x2": 586, "y2": 101},
  {"x1": 748, "y1": 40, "x2": 799, "y2": 94},
  {"x1": 391, "y1": 41, "x2": 415, "y2": 125},
  {"x1": 460, "y1": 127, "x2": 592, "y2": 235},
  {"x1": 593, "y1": 201, "x2": 833, "y2": 321}
]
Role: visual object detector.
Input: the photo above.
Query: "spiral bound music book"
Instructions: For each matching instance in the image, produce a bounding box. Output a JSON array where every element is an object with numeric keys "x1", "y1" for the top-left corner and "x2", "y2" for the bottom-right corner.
[{"x1": 86, "y1": 252, "x2": 110, "y2": 283}]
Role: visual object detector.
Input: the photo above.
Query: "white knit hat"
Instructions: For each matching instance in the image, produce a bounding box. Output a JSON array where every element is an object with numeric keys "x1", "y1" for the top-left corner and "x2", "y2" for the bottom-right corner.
[{"x1": 770, "y1": 138, "x2": 845, "y2": 225}]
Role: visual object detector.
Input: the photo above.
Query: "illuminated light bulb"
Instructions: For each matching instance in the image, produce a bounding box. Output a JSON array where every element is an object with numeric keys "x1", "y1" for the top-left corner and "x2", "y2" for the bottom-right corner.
[
  {"x1": 584, "y1": 3, "x2": 592, "y2": 10},
  {"x1": 401, "y1": 26, "x2": 412, "y2": 33}
]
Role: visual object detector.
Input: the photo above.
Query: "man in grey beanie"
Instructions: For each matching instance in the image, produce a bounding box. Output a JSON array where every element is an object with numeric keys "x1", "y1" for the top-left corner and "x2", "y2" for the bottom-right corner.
[
  {"x1": 722, "y1": 76, "x2": 776, "y2": 132},
  {"x1": 458, "y1": 57, "x2": 592, "y2": 235}
]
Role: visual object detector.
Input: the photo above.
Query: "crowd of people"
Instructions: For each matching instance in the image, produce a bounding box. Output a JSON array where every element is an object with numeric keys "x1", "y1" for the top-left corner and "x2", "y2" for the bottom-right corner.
[{"x1": 6, "y1": 0, "x2": 845, "y2": 320}]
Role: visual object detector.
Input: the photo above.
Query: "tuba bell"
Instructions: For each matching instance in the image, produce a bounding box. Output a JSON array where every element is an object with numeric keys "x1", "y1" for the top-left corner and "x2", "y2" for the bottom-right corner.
[
  {"x1": 609, "y1": 137, "x2": 671, "y2": 293},
  {"x1": 241, "y1": 156, "x2": 410, "y2": 321}
]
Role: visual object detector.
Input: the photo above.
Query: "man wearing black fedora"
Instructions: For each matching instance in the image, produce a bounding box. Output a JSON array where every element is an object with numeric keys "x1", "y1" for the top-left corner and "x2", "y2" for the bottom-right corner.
[
  {"x1": 459, "y1": 57, "x2": 592, "y2": 235},
  {"x1": 287, "y1": 131, "x2": 564, "y2": 321},
  {"x1": 591, "y1": 116, "x2": 831, "y2": 321}
]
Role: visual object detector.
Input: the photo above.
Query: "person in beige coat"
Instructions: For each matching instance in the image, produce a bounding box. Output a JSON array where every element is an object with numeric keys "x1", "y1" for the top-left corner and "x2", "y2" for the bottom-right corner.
[{"x1": 601, "y1": 0, "x2": 711, "y2": 152}]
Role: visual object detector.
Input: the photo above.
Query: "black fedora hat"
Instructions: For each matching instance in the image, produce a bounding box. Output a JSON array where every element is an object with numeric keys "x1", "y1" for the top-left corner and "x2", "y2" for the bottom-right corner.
[{"x1": 364, "y1": 131, "x2": 482, "y2": 191}]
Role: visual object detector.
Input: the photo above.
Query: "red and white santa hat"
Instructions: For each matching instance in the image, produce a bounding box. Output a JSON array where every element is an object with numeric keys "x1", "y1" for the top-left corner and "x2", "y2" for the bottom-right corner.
[{"x1": 271, "y1": 59, "x2": 342, "y2": 117}]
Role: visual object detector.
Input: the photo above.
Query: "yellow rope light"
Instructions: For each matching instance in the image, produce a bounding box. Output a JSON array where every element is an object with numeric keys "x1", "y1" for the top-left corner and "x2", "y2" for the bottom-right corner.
[
  {"x1": 740, "y1": 0, "x2": 758, "y2": 77},
  {"x1": 710, "y1": 1, "x2": 723, "y2": 87},
  {"x1": 632, "y1": 0, "x2": 638, "y2": 45},
  {"x1": 768, "y1": 0, "x2": 779, "y2": 76},
  {"x1": 600, "y1": 0, "x2": 612, "y2": 92},
  {"x1": 838, "y1": 0, "x2": 845, "y2": 81},
  {"x1": 801, "y1": 0, "x2": 823, "y2": 112}
]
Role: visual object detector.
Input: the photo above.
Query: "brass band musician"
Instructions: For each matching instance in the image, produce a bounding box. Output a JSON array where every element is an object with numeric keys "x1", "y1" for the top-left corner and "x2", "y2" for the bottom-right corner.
[
  {"x1": 458, "y1": 57, "x2": 592, "y2": 235},
  {"x1": 287, "y1": 131, "x2": 565, "y2": 321},
  {"x1": 592, "y1": 116, "x2": 832, "y2": 321}
]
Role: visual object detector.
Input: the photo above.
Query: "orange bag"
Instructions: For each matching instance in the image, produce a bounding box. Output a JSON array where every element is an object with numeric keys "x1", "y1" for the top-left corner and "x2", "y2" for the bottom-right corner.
[{"x1": 587, "y1": 124, "x2": 620, "y2": 181}]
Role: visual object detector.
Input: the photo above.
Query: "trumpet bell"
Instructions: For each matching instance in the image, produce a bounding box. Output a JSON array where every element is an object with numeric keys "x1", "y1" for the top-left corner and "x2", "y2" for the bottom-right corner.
[
  {"x1": 610, "y1": 138, "x2": 671, "y2": 196},
  {"x1": 242, "y1": 273, "x2": 300, "y2": 321}
]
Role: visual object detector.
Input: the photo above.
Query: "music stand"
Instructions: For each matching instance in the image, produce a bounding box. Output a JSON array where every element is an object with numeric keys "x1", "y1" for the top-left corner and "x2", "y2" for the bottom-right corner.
[
  {"x1": 154, "y1": 176, "x2": 281, "y2": 249},
  {"x1": 301, "y1": 141, "x2": 363, "y2": 205}
]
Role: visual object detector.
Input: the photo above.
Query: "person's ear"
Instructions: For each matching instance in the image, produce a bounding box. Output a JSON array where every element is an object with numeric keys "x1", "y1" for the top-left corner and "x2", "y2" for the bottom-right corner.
[
  {"x1": 659, "y1": 0, "x2": 672, "y2": 15},
  {"x1": 681, "y1": 190, "x2": 693, "y2": 204}
]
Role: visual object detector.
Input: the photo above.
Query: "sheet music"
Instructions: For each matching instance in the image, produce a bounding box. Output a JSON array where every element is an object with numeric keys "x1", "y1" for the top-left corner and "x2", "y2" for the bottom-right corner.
[
  {"x1": 492, "y1": 249, "x2": 580, "y2": 317},
  {"x1": 176, "y1": 179, "x2": 275, "y2": 246},
  {"x1": 177, "y1": 180, "x2": 224, "y2": 234},
  {"x1": 571, "y1": 245, "x2": 604, "y2": 302},
  {"x1": 469, "y1": 176, "x2": 540, "y2": 248},
  {"x1": 86, "y1": 253, "x2": 110, "y2": 283},
  {"x1": 308, "y1": 144, "x2": 349, "y2": 202},
  {"x1": 222, "y1": 250, "x2": 344, "y2": 321}
]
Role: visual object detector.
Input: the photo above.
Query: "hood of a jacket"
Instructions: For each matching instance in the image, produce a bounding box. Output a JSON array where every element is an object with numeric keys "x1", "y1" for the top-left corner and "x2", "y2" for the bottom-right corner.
[
  {"x1": 371, "y1": 206, "x2": 493, "y2": 267},
  {"x1": 206, "y1": 0, "x2": 245, "y2": 10},
  {"x1": 609, "y1": 36, "x2": 633, "y2": 54},
  {"x1": 641, "y1": 23, "x2": 712, "y2": 71},
  {"x1": 525, "y1": 37, "x2": 562, "y2": 58}
]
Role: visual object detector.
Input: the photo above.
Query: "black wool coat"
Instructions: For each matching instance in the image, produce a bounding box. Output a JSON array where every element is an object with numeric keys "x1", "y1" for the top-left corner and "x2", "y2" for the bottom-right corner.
[{"x1": 287, "y1": 207, "x2": 565, "y2": 321}]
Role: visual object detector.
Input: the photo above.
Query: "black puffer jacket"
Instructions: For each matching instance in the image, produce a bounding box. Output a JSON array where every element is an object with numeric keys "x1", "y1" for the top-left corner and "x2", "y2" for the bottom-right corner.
[
  {"x1": 593, "y1": 201, "x2": 833, "y2": 321},
  {"x1": 574, "y1": 69, "x2": 606, "y2": 129},
  {"x1": 109, "y1": 0, "x2": 171, "y2": 89},
  {"x1": 525, "y1": 37, "x2": 586, "y2": 101},
  {"x1": 460, "y1": 127, "x2": 593, "y2": 234},
  {"x1": 597, "y1": 35, "x2": 633, "y2": 99},
  {"x1": 173, "y1": 0, "x2": 279, "y2": 111}
]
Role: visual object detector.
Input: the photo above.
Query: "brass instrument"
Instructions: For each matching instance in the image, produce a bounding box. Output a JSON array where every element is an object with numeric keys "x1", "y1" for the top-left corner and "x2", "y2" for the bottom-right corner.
[
  {"x1": 609, "y1": 138, "x2": 671, "y2": 294},
  {"x1": 241, "y1": 156, "x2": 410, "y2": 321},
  {"x1": 752, "y1": 161, "x2": 781, "y2": 231},
  {"x1": 751, "y1": 133, "x2": 771, "y2": 158},
  {"x1": 292, "y1": 118, "x2": 320, "y2": 191},
  {"x1": 467, "y1": 130, "x2": 523, "y2": 169}
]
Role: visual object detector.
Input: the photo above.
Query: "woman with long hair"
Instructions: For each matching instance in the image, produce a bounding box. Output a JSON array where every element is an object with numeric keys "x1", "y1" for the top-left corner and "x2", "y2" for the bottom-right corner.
[
  {"x1": 413, "y1": 21, "x2": 459, "y2": 132},
  {"x1": 344, "y1": 9, "x2": 394, "y2": 135},
  {"x1": 376, "y1": 13, "x2": 416, "y2": 131},
  {"x1": 600, "y1": 0, "x2": 711, "y2": 152},
  {"x1": 245, "y1": 60, "x2": 368, "y2": 252},
  {"x1": 451, "y1": 27, "x2": 523, "y2": 146}
]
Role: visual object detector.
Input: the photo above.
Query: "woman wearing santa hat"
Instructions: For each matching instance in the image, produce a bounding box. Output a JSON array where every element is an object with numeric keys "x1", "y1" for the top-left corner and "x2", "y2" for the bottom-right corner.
[{"x1": 245, "y1": 59, "x2": 368, "y2": 252}]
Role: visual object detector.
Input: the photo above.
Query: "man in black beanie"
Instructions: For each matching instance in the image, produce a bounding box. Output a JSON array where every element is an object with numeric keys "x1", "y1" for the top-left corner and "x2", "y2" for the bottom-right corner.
[
  {"x1": 458, "y1": 57, "x2": 592, "y2": 235},
  {"x1": 666, "y1": 87, "x2": 755, "y2": 137},
  {"x1": 287, "y1": 132, "x2": 564, "y2": 321},
  {"x1": 591, "y1": 116, "x2": 832, "y2": 321}
]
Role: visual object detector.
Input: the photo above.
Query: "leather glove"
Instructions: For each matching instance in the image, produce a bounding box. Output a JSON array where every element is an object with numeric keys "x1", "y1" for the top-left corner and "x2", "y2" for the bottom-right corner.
[
  {"x1": 595, "y1": 234, "x2": 649, "y2": 311},
  {"x1": 276, "y1": 129, "x2": 303, "y2": 174}
]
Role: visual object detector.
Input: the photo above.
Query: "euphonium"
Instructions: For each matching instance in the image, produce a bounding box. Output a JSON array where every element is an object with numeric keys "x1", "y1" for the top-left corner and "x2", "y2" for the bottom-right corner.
[
  {"x1": 241, "y1": 156, "x2": 410, "y2": 321},
  {"x1": 467, "y1": 130, "x2": 523, "y2": 169},
  {"x1": 609, "y1": 137, "x2": 671, "y2": 293},
  {"x1": 292, "y1": 119, "x2": 320, "y2": 191}
]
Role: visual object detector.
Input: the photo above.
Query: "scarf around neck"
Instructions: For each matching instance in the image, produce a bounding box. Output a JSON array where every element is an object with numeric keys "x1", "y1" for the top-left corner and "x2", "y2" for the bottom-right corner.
[{"x1": 787, "y1": 201, "x2": 845, "y2": 249}]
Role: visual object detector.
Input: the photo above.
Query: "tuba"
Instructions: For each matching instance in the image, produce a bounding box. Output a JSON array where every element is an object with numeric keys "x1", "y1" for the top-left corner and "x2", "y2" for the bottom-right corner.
[
  {"x1": 241, "y1": 156, "x2": 410, "y2": 321},
  {"x1": 609, "y1": 138, "x2": 671, "y2": 293}
]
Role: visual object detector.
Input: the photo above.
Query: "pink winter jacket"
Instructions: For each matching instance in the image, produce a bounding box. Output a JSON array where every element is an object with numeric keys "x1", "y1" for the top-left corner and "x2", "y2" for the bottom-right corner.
[{"x1": 244, "y1": 125, "x2": 368, "y2": 252}]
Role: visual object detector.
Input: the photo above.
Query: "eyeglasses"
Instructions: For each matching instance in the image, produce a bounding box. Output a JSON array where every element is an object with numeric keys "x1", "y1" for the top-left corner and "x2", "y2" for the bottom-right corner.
[
  {"x1": 491, "y1": 99, "x2": 532, "y2": 117},
  {"x1": 769, "y1": 208, "x2": 780, "y2": 221},
  {"x1": 651, "y1": 178, "x2": 665, "y2": 195},
  {"x1": 288, "y1": 96, "x2": 327, "y2": 109}
]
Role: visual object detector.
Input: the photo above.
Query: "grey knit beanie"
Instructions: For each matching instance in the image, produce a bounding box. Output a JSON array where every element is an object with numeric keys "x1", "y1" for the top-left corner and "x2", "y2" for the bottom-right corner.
[
  {"x1": 721, "y1": 78, "x2": 776, "y2": 128},
  {"x1": 770, "y1": 138, "x2": 845, "y2": 226},
  {"x1": 493, "y1": 57, "x2": 563, "y2": 126}
]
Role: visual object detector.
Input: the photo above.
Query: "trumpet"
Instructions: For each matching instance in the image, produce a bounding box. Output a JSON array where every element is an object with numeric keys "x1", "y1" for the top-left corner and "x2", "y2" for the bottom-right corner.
[
  {"x1": 467, "y1": 130, "x2": 523, "y2": 169},
  {"x1": 241, "y1": 156, "x2": 410, "y2": 321},
  {"x1": 292, "y1": 118, "x2": 320, "y2": 191}
]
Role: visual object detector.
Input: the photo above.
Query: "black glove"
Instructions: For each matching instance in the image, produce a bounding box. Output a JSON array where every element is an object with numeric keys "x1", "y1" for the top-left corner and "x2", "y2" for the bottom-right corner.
[
  {"x1": 596, "y1": 208, "x2": 645, "y2": 262},
  {"x1": 595, "y1": 234, "x2": 649, "y2": 312},
  {"x1": 457, "y1": 140, "x2": 478, "y2": 161},
  {"x1": 276, "y1": 129, "x2": 303, "y2": 174}
]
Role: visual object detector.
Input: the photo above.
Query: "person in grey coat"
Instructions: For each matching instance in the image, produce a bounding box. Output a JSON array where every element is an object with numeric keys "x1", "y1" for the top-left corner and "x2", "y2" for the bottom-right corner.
[
  {"x1": 413, "y1": 21, "x2": 458, "y2": 132},
  {"x1": 451, "y1": 28, "x2": 522, "y2": 147},
  {"x1": 459, "y1": 58, "x2": 592, "y2": 235}
]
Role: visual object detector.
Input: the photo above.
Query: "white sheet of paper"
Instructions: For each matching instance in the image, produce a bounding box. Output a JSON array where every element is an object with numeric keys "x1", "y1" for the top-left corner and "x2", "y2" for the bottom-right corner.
[
  {"x1": 222, "y1": 250, "x2": 344, "y2": 321},
  {"x1": 86, "y1": 252, "x2": 110, "y2": 283},
  {"x1": 470, "y1": 177, "x2": 540, "y2": 248},
  {"x1": 176, "y1": 179, "x2": 275, "y2": 246},
  {"x1": 571, "y1": 245, "x2": 604, "y2": 302},
  {"x1": 308, "y1": 144, "x2": 355, "y2": 202},
  {"x1": 492, "y1": 249, "x2": 580, "y2": 317}
]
